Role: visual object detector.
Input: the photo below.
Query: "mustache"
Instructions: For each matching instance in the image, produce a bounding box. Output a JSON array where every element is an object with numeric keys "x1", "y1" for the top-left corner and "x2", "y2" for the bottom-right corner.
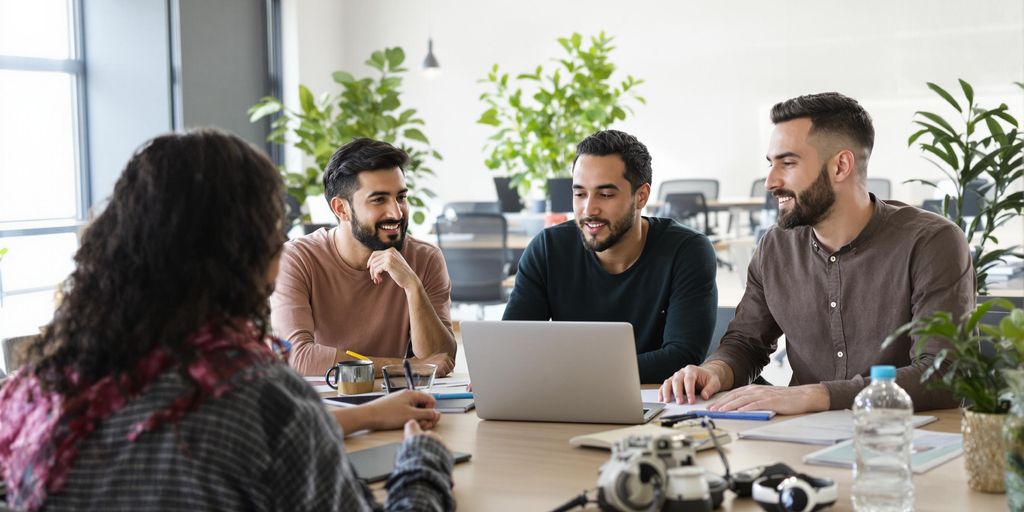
[
  {"x1": 772, "y1": 189, "x2": 796, "y2": 199},
  {"x1": 578, "y1": 217, "x2": 610, "y2": 225}
]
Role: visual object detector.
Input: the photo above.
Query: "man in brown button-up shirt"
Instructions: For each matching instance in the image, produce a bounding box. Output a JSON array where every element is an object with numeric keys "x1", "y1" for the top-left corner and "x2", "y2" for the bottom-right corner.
[{"x1": 659, "y1": 92, "x2": 972, "y2": 414}]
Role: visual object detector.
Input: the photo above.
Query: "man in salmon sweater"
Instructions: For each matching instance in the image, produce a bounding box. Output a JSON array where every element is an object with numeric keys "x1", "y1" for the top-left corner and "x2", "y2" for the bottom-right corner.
[{"x1": 271, "y1": 138, "x2": 457, "y2": 377}]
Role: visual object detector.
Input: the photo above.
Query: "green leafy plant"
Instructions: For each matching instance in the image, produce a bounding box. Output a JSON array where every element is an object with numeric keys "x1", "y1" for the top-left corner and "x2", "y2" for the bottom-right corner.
[
  {"x1": 907, "y1": 79, "x2": 1024, "y2": 294},
  {"x1": 249, "y1": 47, "x2": 440, "y2": 226},
  {"x1": 0, "y1": 247, "x2": 6, "y2": 262},
  {"x1": 477, "y1": 32, "x2": 645, "y2": 198},
  {"x1": 884, "y1": 299, "x2": 1024, "y2": 414}
]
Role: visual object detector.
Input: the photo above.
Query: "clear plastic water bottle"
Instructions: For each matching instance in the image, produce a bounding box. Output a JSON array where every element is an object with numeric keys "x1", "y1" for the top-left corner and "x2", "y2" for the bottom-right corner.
[{"x1": 852, "y1": 365, "x2": 914, "y2": 511}]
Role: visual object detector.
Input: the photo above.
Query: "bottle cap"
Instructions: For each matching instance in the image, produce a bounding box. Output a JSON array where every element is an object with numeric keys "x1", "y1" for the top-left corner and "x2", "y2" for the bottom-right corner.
[{"x1": 870, "y1": 365, "x2": 896, "y2": 380}]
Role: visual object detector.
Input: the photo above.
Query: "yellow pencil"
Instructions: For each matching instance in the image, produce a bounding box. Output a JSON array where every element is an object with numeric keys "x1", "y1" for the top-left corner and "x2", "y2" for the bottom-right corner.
[{"x1": 346, "y1": 350, "x2": 370, "y2": 361}]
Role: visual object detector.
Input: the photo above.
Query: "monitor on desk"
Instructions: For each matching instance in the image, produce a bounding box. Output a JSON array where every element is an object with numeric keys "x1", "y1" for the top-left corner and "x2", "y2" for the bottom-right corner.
[
  {"x1": 547, "y1": 177, "x2": 573, "y2": 213},
  {"x1": 494, "y1": 177, "x2": 524, "y2": 213},
  {"x1": 462, "y1": 321, "x2": 664, "y2": 424}
]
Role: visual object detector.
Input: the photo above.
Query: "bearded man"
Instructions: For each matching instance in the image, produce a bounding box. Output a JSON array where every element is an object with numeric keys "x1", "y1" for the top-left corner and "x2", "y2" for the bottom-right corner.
[
  {"x1": 271, "y1": 138, "x2": 457, "y2": 377},
  {"x1": 502, "y1": 129, "x2": 719, "y2": 383},
  {"x1": 659, "y1": 93, "x2": 973, "y2": 414}
]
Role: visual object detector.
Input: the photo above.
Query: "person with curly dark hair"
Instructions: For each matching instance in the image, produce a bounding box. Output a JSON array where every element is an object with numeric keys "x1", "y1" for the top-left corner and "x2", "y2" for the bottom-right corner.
[{"x1": 0, "y1": 129, "x2": 455, "y2": 511}]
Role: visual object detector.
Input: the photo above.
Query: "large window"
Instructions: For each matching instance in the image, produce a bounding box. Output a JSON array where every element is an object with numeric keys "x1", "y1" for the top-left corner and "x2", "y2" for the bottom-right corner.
[{"x1": 0, "y1": 0, "x2": 86, "y2": 342}]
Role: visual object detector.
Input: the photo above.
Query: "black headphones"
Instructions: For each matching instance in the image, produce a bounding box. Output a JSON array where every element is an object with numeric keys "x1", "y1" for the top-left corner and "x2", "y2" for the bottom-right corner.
[{"x1": 751, "y1": 473, "x2": 837, "y2": 512}]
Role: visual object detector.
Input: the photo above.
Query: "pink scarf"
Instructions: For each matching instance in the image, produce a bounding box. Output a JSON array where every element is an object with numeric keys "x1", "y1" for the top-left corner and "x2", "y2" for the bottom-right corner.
[{"x1": 0, "y1": 323, "x2": 287, "y2": 511}]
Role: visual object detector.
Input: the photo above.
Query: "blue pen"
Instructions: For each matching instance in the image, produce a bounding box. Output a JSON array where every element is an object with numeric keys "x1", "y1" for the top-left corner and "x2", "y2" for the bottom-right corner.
[
  {"x1": 691, "y1": 410, "x2": 774, "y2": 421},
  {"x1": 432, "y1": 392, "x2": 474, "y2": 400},
  {"x1": 402, "y1": 359, "x2": 415, "y2": 391}
]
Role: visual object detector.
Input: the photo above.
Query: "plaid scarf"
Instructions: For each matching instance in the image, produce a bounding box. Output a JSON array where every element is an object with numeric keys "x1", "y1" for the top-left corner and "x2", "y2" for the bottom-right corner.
[{"x1": 0, "y1": 323, "x2": 287, "y2": 511}]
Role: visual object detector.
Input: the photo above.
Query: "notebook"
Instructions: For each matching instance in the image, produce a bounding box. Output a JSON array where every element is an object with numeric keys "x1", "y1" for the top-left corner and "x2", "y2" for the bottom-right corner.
[
  {"x1": 349, "y1": 443, "x2": 472, "y2": 483},
  {"x1": 738, "y1": 410, "x2": 938, "y2": 445},
  {"x1": 436, "y1": 398, "x2": 476, "y2": 413},
  {"x1": 803, "y1": 430, "x2": 962, "y2": 474}
]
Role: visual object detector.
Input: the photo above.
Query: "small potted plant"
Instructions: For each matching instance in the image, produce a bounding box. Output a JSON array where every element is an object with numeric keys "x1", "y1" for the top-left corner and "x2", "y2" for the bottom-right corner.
[
  {"x1": 885, "y1": 299, "x2": 1024, "y2": 493},
  {"x1": 249, "y1": 47, "x2": 441, "y2": 229},
  {"x1": 477, "y1": 32, "x2": 645, "y2": 204}
]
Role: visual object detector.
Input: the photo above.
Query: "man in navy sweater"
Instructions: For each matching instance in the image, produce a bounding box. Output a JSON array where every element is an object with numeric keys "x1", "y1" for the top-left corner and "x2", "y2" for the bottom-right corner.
[{"x1": 502, "y1": 130, "x2": 718, "y2": 383}]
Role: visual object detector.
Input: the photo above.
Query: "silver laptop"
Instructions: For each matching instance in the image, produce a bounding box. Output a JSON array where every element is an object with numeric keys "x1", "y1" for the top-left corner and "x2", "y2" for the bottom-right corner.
[{"x1": 461, "y1": 321, "x2": 665, "y2": 424}]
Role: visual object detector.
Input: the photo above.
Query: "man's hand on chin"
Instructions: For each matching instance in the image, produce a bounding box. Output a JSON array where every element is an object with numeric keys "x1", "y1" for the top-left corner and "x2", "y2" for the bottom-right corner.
[{"x1": 706, "y1": 383, "x2": 830, "y2": 415}]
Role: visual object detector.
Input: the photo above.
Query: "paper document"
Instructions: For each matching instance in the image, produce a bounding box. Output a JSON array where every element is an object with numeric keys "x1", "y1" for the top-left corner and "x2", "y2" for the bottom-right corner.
[
  {"x1": 803, "y1": 430, "x2": 962, "y2": 473},
  {"x1": 639, "y1": 389, "x2": 775, "y2": 420},
  {"x1": 433, "y1": 377, "x2": 471, "y2": 388},
  {"x1": 738, "y1": 410, "x2": 937, "y2": 445}
]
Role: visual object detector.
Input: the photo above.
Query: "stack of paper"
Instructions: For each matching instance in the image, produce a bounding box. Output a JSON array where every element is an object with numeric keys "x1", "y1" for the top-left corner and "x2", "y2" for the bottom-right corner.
[
  {"x1": 738, "y1": 410, "x2": 937, "y2": 445},
  {"x1": 803, "y1": 430, "x2": 962, "y2": 474}
]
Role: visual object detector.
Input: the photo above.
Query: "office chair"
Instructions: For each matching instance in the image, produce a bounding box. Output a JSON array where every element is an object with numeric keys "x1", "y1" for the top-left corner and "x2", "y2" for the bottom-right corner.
[
  {"x1": 746, "y1": 177, "x2": 777, "y2": 236},
  {"x1": 866, "y1": 178, "x2": 892, "y2": 200},
  {"x1": 435, "y1": 213, "x2": 511, "y2": 320},
  {"x1": 662, "y1": 192, "x2": 732, "y2": 270},
  {"x1": 658, "y1": 179, "x2": 719, "y2": 202}
]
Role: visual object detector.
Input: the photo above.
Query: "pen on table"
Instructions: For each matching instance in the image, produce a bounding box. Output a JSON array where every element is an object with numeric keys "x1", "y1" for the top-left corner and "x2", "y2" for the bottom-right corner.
[
  {"x1": 346, "y1": 350, "x2": 370, "y2": 361},
  {"x1": 691, "y1": 410, "x2": 773, "y2": 421},
  {"x1": 658, "y1": 413, "x2": 699, "y2": 427},
  {"x1": 432, "y1": 392, "x2": 474, "y2": 400}
]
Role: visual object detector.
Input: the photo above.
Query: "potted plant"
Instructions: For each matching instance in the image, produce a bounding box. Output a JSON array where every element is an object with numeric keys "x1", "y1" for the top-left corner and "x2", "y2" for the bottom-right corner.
[
  {"x1": 906, "y1": 80, "x2": 1024, "y2": 294},
  {"x1": 249, "y1": 47, "x2": 441, "y2": 228},
  {"x1": 477, "y1": 31, "x2": 645, "y2": 205},
  {"x1": 885, "y1": 299, "x2": 1024, "y2": 493}
]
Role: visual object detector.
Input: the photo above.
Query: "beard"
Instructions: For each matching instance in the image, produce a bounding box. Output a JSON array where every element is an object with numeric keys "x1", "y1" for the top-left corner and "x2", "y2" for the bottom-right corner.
[
  {"x1": 577, "y1": 205, "x2": 637, "y2": 253},
  {"x1": 350, "y1": 208, "x2": 407, "y2": 251},
  {"x1": 775, "y1": 163, "x2": 836, "y2": 229}
]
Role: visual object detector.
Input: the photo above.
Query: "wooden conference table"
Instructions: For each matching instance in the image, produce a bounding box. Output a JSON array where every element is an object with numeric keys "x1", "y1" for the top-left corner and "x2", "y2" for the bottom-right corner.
[{"x1": 332, "y1": 377, "x2": 1005, "y2": 511}]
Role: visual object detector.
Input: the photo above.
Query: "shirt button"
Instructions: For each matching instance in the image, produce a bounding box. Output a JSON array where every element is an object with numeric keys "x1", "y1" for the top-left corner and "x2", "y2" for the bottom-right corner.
[
  {"x1": 830, "y1": 301, "x2": 837, "y2": 308},
  {"x1": 830, "y1": 256, "x2": 837, "y2": 262},
  {"x1": 837, "y1": 351, "x2": 844, "y2": 358}
]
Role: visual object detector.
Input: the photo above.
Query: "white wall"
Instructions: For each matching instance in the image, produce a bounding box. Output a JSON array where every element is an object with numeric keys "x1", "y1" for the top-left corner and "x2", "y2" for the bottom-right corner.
[{"x1": 282, "y1": 0, "x2": 1024, "y2": 242}]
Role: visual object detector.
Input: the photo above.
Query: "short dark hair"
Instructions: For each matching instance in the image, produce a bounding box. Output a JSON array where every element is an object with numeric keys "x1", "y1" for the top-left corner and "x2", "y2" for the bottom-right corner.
[
  {"x1": 323, "y1": 138, "x2": 409, "y2": 202},
  {"x1": 573, "y1": 130, "x2": 652, "y2": 193},
  {"x1": 770, "y1": 92, "x2": 875, "y2": 159}
]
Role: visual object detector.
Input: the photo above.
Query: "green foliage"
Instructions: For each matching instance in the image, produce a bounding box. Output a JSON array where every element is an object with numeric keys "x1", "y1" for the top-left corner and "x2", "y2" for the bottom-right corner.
[
  {"x1": 249, "y1": 47, "x2": 440, "y2": 226},
  {"x1": 907, "y1": 80, "x2": 1024, "y2": 294},
  {"x1": 0, "y1": 247, "x2": 6, "y2": 262},
  {"x1": 883, "y1": 300, "x2": 1024, "y2": 414},
  {"x1": 477, "y1": 31, "x2": 645, "y2": 198}
]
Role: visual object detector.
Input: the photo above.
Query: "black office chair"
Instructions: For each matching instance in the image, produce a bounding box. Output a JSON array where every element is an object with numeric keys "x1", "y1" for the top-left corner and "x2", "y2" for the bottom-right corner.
[
  {"x1": 302, "y1": 223, "x2": 334, "y2": 235},
  {"x1": 662, "y1": 193, "x2": 732, "y2": 270},
  {"x1": 435, "y1": 213, "x2": 511, "y2": 320}
]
